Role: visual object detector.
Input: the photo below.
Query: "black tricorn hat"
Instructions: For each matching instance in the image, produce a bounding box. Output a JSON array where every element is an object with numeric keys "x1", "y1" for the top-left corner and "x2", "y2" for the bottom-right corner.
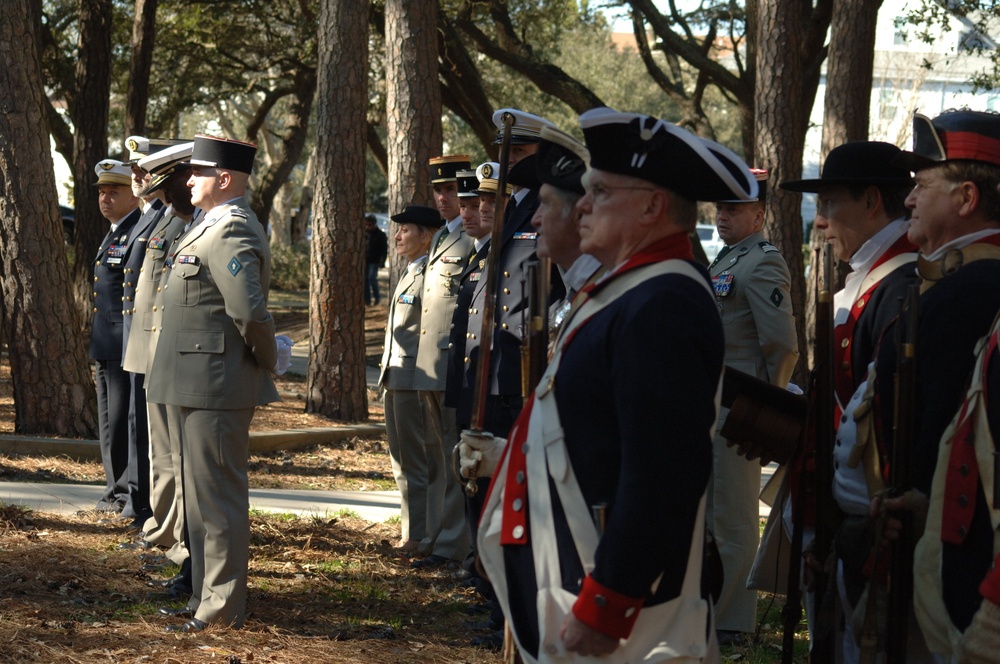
[
  {"x1": 579, "y1": 107, "x2": 757, "y2": 202},
  {"x1": 895, "y1": 109, "x2": 1000, "y2": 171},
  {"x1": 390, "y1": 205, "x2": 444, "y2": 229},
  {"x1": 188, "y1": 135, "x2": 257, "y2": 174},
  {"x1": 719, "y1": 168, "x2": 770, "y2": 203},
  {"x1": 506, "y1": 154, "x2": 540, "y2": 190},
  {"x1": 780, "y1": 141, "x2": 914, "y2": 192},
  {"x1": 531, "y1": 126, "x2": 589, "y2": 195}
]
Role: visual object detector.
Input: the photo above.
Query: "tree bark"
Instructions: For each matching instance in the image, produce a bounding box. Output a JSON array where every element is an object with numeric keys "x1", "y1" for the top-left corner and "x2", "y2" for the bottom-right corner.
[
  {"x1": 307, "y1": 0, "x2": 370, "y2": 421},
  {"x1": 0, "y1": 0, "x2": 98, "y2": 437},
  {"x1": 385, "y1": 0, "x2": 441, "y2": 291},
  {"x1": 754, "y1": 0, "x2": 810, "y2": 384},
  {"x1": 70, "y1": 0, "x2": 113, "y2": 325},
  {"x1": 125, "y1": 0, "x2": 158, "y2": 136}
]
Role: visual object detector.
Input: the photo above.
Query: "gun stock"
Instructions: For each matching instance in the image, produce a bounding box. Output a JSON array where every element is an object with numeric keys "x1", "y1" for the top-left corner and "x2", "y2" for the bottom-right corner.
[{"x1": 885, "y1": 285, "x2": 918, "y2": 663}]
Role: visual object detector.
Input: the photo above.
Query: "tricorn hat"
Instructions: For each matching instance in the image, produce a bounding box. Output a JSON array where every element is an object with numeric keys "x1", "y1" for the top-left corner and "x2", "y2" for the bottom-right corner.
[
  {"x1": 780, "y1": 141, "x2": 914, "y2": 192},
  {"x1": 718, "y1": 168, "x2": 769, "y2": 203},
  {"x1": 492, "y1": 108, "x2": 557, "y2": 145},
  {"x1": 895, "y1": 109, "x2": 1000, "y2": 171},
  {"x1": 579, "y1": 107, "x2": 758, "y2": 202},
  {"x1": 390, "y1": 205, "x2": 444, "y2": 229},
  {"x1": 94, "y1": 159, "x2": 132, "y2": 187},
  {"x1": 429, "y1": 155, "x2": 471, "y2": 184},
  {"x1": 188, "y1": 135, "x2": 257, "y2": 174}
]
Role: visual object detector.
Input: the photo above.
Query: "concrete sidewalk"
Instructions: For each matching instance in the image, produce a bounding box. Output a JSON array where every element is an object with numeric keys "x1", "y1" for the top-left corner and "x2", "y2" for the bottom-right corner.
[{"x1": 0, "y1": 481, "x2": 401, "y2": 523}]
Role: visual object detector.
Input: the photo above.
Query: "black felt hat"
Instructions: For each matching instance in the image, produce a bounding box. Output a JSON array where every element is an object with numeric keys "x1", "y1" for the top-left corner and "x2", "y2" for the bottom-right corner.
[
  {"x1": 579, "y1": 107, "x2": 757, "y2": 202},
  {"x1": 531, "y1": 126, "x2": 589, "y2": 195},
  {"x1": 506, "y1": 154, "x2": 540, "y2": 190},
  {"x1": 189, "y1": 135, "x2": 257, "y2": 174},
  {"x1": 781, "y1": 142, "x2": 914, "y2": 192},
  {"x1": 390, "y1": 205, "x2": 444, "y2": 229},
  {"x1": 896, "y1": 109, "x2": 1000, "y2": 171}
]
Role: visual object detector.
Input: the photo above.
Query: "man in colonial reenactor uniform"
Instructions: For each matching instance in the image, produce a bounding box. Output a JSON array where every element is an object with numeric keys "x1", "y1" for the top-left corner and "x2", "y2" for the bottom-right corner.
[
  {"x1": 91, "y1": 159, "x2": 141, "y2": 515},
  {"x1": 412, "y1": 154, "x2": 475, "y2": 569},
  {"x1": 776, "y1": 141, "x2": 916, "y2": 660},
  {"x1": 707, "y1": 168, "x2": 798, "y2": 643},
  {"x1": 872, "y1": 109, "x2": 1000, "y2": 662},
  {"x1": 461, "y1": 106, "x2": 759, "y2": 662}
]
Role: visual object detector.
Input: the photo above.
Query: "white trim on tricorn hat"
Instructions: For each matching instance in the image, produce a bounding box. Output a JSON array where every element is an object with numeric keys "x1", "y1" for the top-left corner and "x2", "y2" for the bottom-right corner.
[
  {"x1": 579, "y1": 107, "x2": 757, "y2": 202},
  {"x1": 717, "y1": 168, "x2": 769, "y2": 203}
]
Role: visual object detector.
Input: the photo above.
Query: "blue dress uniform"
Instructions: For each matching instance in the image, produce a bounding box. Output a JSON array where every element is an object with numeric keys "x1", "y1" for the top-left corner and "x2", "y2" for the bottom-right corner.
[
  {"x1": 118, "y1": 198, "x2": 166, "y2": 524},
  {"x1": 91, "y1": 206, "x2": 141, "y2": 512},
  {"x1": 445, "y1": 240, "x2": 490, "y2": 424}
]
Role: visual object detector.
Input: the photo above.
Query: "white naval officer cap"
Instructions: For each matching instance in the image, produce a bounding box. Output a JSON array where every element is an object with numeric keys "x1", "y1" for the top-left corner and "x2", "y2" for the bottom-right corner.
[
  {"x1": 138, "y1": 141, "x2": 195, "y2": 192},
  {"x1": 125, "y1": 135, "x2": 187, "y2": 164},
  {"x1": 492, "y1": 108, "x2": 558, "y2": 145},
  {"x1": 93, "y1": 159, "x2": 132, "y2": 187},
  {"x1": 473, "y1": 161, "x2": 511, "y2": 196}
]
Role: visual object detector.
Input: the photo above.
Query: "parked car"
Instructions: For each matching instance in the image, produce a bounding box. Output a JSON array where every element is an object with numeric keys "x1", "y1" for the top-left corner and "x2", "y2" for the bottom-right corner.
[{"x1": 696, "y1": 223, "x2": 725, "y2": 263}]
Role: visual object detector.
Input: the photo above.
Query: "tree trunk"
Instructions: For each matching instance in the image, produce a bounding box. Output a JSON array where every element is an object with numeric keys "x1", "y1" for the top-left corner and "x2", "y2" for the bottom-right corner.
[
  {"x1": 307, "y1": 0, "x2": 370, "y2": 421},
  {"x1": 0, "y1": 0, "x2": 98, "y2": 437},
  {"x1": 70, "y1": 0, "x2": 113, "y2": 326},
  {"x1": 384, "y1": 0, "x2": 441, "y2": 293},
  {"x1": 125, "y1": 0, "x2": 158, "y2": 136},
  {"x1": 754, "y1": 0, "x2": 809, "y2": 384},
  {"x1": 803, "y1": 0, "x2": 882, "y2": 367},
  {"x1": 249, "y1": 68, "x2": 317, "y2": 233}
]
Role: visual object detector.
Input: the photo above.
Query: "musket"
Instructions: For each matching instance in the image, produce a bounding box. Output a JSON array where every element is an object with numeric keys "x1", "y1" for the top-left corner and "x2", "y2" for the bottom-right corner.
[
  {"x1": 520, "y1": 259, "x2": 550, "y2": 398},
  {"x1": 463, "y1": 111, "x2": 515, "y2": 497},
  {"x1": 885, "y1": 284, "x2": 918, "y2": 663}
]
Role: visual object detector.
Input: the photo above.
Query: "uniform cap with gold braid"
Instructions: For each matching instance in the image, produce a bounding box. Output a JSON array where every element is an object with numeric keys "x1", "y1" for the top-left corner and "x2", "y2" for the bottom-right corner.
[
  {"x1": 473, "y1": 161, "x2": 512, "y2": 196},
  {"x1": 579, "y1": 107, "x2": 757, "y2": 202},
  {"x1": 94, "y1": 159, "x2": 133, "y2": 187},
  {"x1": 717, "y1": 168, "x2": 769, "y2": 204},
  {"x1": 532, "y1": 125, "x2": 590, "y2": 195},
  {"x1": 492, "y1": 108, "x2": 558, "y2": 145},
  {"x1": 188, "y1": 134, "x2": 257, "y2": 174},
  {"x1": 896, "y1": 109, "x2": 1000, "y2": 171},
  {"x1": 125, "y1": 135, "x2": 187, "y2": 164},
  {"x1": 137, "y1": 141, "x2": 194, "y2": 192},
  {"x1": 456, "y1": 169, "x2": 480, "y2": 198},
  {"x1": 428, "y1": 155, "x2": 471, "y2": 184}
]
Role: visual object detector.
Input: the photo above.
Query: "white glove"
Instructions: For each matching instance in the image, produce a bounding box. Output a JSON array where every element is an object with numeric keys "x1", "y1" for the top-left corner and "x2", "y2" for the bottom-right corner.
[
  {"x1": 458, "y1": 429, "x2": 506, "y2": 479},
  {"x1": 786, "y1": 382, "x2": 804, "y2": 395},
  {"x1": 273, "y1": 335, "x2": 294, "y2": 375}
]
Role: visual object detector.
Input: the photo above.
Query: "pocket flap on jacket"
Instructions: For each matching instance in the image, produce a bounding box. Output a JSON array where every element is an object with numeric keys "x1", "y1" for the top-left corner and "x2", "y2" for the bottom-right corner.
[{"x1": 176, "y1": 330, "x2": 224, "y2": 353}]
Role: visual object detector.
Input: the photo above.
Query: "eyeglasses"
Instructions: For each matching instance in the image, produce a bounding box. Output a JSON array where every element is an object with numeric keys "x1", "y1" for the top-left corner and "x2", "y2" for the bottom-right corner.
[{"x1": 584, "y1": 183, "x2": 657, "y2": 204}]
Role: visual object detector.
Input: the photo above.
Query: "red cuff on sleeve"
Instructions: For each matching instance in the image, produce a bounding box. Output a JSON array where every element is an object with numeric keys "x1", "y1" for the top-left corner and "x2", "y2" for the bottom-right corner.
[
  {"x1": 979, "y1": 554, "x2": 1000, "y2": 605},
  {"x1": 572, "y1": 574, "x2": 643, "y2": 640}
]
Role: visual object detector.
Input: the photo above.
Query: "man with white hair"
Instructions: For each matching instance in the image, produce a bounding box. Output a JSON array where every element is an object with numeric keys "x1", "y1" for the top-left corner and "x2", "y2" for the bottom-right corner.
[{"x1": 463, "y1": 108, "x2": 758, "y2": 662}]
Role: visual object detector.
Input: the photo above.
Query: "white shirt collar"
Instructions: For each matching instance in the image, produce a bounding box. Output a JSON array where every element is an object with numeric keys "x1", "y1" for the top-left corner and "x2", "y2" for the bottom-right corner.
[
  {"x1": 834, "y1": 218, "x2": 909, "y2": 326},
  {"x1": 474, "y1": 234, "x2": 491, "y2": 252},
  {"x1": 447, "y1": 215, "x2": 463, "y2": 233},
  {"x1": 925, "y1": 228, "x2": 1000, "y2": 261}
]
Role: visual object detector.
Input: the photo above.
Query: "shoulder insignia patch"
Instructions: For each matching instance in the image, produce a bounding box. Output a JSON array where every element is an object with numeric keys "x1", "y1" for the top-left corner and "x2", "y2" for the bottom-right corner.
[
  {"x1": 228, "y1": 257, "x2": 243, "y2": 276},
  {"x1": 758, "y1": 241, "x2": 779, "y2": 254},
  {"x1": 230, "y1": 208, "x2": 248, "y2": 220},
  {"x1": 770, "y1": 287, "x2": 784, "y2": 307}
]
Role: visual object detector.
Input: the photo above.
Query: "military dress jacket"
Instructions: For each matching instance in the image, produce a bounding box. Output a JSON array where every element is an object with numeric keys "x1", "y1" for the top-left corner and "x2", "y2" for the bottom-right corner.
[
  {"x1": 121, "y1": 199, "x2": 166, "y2": 358},
  {"x1": 89, "y1": 208, "x2": 141, "y2": 362},
  {"x1": 444, "y1": 240, "x2": 490, "y2": 424},
  {"x1": 378, "y1": 260, "x2": 427, "y2": 391},
  {"x1": 708, "y1": 230, "x2": 797, "y2": 388},
  {"x1": 414, "y1": 219, "x2": 473, "y2": 392},
  {"x1": 466, "y1": 189, "x2": 541, "y2": 398},
  {"x1": 122, "y1": 211, "x2": 187, "y2": 376},
  {"x1": 145, "y1": 197, "x2": 278, "y2": 410}
]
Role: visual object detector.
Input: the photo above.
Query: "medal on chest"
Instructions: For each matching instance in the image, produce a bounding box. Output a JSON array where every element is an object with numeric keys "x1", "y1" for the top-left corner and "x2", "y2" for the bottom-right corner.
[{"x1": 712, "y1": 272, "x2": 734, "y2": 298}]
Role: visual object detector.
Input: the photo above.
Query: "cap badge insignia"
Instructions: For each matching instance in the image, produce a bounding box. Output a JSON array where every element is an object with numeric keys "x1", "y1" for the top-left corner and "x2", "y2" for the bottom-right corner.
[
  {"x1": 482, "y1": 164, "x2": 493, "y2": 178},
  {"x1": 126, "y1": 138, "x2": 139, "y2": 152},
  {"x1": 99, "y1": 162, "x2": 115, "y2": 170}
]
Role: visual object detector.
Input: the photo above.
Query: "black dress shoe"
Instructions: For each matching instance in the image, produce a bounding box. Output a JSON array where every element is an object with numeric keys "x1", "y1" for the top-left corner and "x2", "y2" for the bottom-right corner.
[
  {"x1": 142, "y1": 561, "x2": 171, "y2": 573},
  {"x1": 158, "y1": 606, "x2": 194, "y2": 619},
  {"x1": 147, "y1": 573, "x2": 187, "y2": 588},
  {"x1": 410, "y1": 554, "x2": 450, "y2": 569},
  {"x1": 164, "y1": 618, "x2": 207, "y2": 633}
]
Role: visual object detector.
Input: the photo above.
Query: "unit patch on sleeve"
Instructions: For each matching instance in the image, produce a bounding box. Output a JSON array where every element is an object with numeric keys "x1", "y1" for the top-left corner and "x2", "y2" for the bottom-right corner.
[
  {"x1": 228, "y1": 257, "x2": 243, "y2": 276},
  {"x1": 770, "y1": 287, "x2": 784, "y2": 307}
]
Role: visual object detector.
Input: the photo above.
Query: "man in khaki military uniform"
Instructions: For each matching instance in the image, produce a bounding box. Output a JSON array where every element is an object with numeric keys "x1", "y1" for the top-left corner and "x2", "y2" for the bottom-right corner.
[
  {"x1": 146, "y1": 135, "x2": 286, "y2": 632},
  {"x1": 411, "y1": 155, "x2": 475, "y2": 568},
  {"x1": 708, "y1": 168, "x2": 798, "y2": 643}
]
